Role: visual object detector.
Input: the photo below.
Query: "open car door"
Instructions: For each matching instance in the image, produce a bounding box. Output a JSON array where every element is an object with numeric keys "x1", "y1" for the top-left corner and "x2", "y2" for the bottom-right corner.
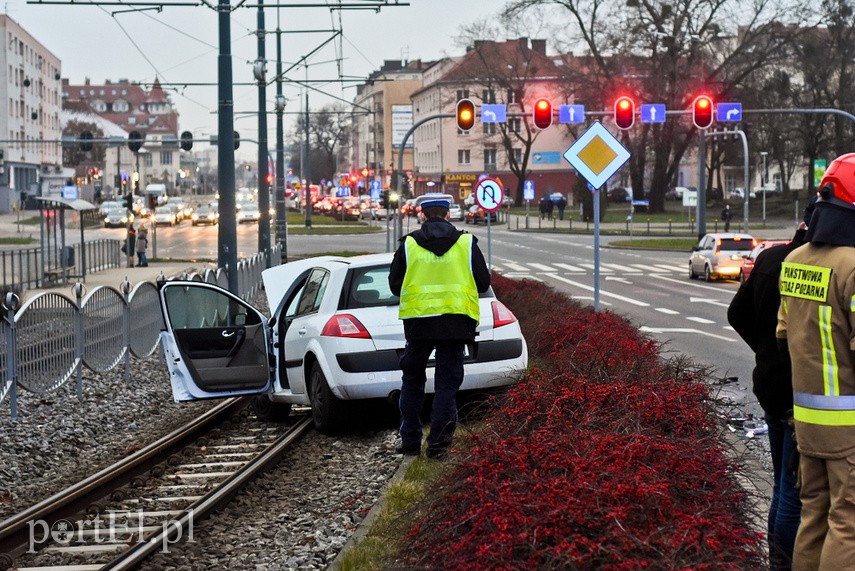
[{"x1": 159, "y1": 282, "x2": 273, "y2": 401}]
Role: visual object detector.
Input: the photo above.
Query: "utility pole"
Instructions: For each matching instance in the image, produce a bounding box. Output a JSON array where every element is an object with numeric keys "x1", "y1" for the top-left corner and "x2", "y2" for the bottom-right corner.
[
  {"x1": 304, "y1": 90, "x2": 312, "y2": 228},
  {"x1": 217, "y1": 0, "x2": 238, "y2": 294},
  {"x1": 255, "y1": 0, "x2": 271, "y2": 267},
  {"x1": 274, "y1": 18, "x2": 287, "y2": 263}
]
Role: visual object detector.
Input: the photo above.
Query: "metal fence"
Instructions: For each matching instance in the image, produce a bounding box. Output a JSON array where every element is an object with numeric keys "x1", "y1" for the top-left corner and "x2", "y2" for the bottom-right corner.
[
  {"x1": 0, "y1": 239, "x2": 124, "y2": 291},
  {"x1": 0, "y1": 246, "x2": 279, "y2": 419}
]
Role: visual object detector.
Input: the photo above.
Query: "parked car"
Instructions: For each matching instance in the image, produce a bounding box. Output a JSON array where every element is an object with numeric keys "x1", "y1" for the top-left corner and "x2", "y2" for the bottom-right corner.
[
  {"x1": 608, "y1": 187, "x2": 632, "y2": 203},
  {"x1": 729, "y1": 187, "x2": 756, "y2": 200},
  {"x1": 740, "y1": 240, "x2": 789, "y2": 282},
  {"x1": 689, "y1": 232, "x2": 757, "y2": 281},
  {"x1": 157, "y1": 253, "x2": 528, "y2": 433},
  {"x1": 465, "y1": 205, "x2": 497, "y2": 225},
  {"x1": 191, "y1": 204, "x2": 218, "y2": 226},
  {"x1": 448, "y1": 203, "x2": 465, "y2": 222},
  {"x1": 103, "y1": 207, "x2": 134, "y2": 228}
]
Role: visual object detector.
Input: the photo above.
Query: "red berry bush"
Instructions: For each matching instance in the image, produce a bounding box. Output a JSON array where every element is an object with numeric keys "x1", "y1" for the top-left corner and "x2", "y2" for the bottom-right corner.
[{"x1": 398, "y1": 274, "x2": 764, "y2": 570}]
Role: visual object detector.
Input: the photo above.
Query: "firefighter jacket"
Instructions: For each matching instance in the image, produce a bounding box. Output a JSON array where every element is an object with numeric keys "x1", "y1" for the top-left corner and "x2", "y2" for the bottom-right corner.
[
  {"x1": 777, "y1": 243, "x2": 855, "y2": 458},
  {"x1": 389, "y1": 217, "x2": 490, "y2": 342}
]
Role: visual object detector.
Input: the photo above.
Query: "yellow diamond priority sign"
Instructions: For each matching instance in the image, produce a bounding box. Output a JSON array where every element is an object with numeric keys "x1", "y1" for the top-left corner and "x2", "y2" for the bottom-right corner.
[{"x1": 563, "y1": 121, "x2": 631, "y2": 190}]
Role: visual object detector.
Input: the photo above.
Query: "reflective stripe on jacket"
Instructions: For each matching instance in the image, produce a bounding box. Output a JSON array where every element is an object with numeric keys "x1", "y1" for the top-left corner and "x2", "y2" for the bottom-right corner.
[
  {"x1": 777, "y1": 243, "x2": 855, "y2": 457},
  {"x1": 398, "y1": 233, "x2": 479, "y2": 322}
]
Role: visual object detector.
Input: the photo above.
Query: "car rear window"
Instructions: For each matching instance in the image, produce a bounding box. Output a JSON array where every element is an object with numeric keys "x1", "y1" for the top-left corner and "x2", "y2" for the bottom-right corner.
[
  {"x1": 347, "y1": 266, "x2": 400, "y2": 309},
  {"x1": 719, "y1": 239, "x2": 751, "y2": 251}
]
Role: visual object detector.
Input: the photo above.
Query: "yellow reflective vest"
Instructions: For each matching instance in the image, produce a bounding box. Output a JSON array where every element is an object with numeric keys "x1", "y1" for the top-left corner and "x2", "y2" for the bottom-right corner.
[
  {"x1": 777, "y1": 243, "x2": 855, "y2": 457},
  {"x1": 398, "y1": 234, "x2": 479, "y2": 323}
]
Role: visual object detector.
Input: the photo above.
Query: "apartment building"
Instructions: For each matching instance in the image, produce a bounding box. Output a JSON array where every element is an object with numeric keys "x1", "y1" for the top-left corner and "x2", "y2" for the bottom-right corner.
[{"x1": 0, "y1": 14, "x2": 63, "y2": 213}]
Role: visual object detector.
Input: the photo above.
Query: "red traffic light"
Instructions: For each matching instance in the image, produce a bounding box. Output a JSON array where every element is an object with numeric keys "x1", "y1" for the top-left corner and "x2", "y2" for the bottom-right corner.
[
  {"x1": 532, "y1": 97, "x2": 553, "y2": 129},
  {"x1": 361, "y1": 168, "x2": 369, "y2": 177},
  {"x1": 692, "y1": 95, "x2": 714, "y2": 129},
  {"x1": 456, "y1": 98, "x2": 475, "y2": 131},
  {"x1": 614, "y1": 96, "x2": 635, "y2": 129}
]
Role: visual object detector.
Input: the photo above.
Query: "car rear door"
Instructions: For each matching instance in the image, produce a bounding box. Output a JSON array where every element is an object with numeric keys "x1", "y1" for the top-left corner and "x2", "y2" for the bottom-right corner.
[{"x1": 159, "y1": 282, "x2": 273, "y2": 401}]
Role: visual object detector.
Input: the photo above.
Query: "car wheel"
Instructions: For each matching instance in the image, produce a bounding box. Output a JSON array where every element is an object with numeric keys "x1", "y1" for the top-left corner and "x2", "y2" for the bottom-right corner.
[
  {"x1": 250, "y1": 395, "x2": 291, "y2": 422},
  {"x1": 704, "y1": 265, "x2": 713, "y2": 282},
  {"x1": 688, "y1": 263, "x2": 696, "y2": 280},
  {"x1": 309, "y1": 361, "x2": 346, "y2": 434}
]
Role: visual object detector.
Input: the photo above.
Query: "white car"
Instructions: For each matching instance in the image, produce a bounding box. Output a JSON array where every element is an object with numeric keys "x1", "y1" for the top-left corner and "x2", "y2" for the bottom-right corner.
[
  {"x1": 237, "y1": 202, "x2": 260, "y2": 224},
  {"x1": 158, "y1": 254, "x2": 529, "y2": 434},
  {"x1": 448, "y1": 203, "x2": 465, "y2": 222},
  {"x1": 152, "y1": 205, "x2": 178, "y2": 226}
]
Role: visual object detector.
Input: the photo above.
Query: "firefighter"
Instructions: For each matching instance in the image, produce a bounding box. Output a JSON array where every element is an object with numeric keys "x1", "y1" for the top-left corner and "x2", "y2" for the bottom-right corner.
[{"x1": 777, "y1": 153, "x2": 855, "y2": 570}]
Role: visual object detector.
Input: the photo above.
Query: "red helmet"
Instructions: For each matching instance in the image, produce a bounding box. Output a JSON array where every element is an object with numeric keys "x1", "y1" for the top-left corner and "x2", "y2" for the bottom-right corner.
[{"x1": 818, "y1": 153, "x2": 855, "y2": 209}]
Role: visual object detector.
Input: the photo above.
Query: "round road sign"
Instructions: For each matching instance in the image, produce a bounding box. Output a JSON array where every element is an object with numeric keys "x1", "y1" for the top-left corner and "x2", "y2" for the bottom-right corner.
[{"x1": 475, "y1": 177, "x2": 503, "y2": 213}]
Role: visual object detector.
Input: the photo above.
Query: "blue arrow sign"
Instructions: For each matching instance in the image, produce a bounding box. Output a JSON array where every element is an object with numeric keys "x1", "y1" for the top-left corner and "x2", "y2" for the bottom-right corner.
[
  {"x1": 717, "y1": 102, "x2": 742, "y2": 122},
  {"x1": 524, "y1": 179, "x2": 535, "y2": 201},
  {"x1": 481, "y1": 104, "x2": 507, "y2": 123},
  {"x1": 559, "y1": 105, "x2": 585, "y2": 124},
  {"x1": 640, "y1": 104, "x2": 666, "y2": 123},
  {"x1": 370, "y1": 179, "x2": 381, "y2": 199}
]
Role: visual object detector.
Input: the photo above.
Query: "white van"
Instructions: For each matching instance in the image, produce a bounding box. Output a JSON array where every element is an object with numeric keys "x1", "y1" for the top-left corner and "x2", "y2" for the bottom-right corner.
[{"x1": 145, "y1": 183, "x2": 168, "y2": 206}]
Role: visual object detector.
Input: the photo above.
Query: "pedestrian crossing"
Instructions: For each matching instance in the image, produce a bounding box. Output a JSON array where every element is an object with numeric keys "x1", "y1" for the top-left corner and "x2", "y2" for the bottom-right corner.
[{"x1": 492, "y1": 260, "x2": 686, "y2": 278}]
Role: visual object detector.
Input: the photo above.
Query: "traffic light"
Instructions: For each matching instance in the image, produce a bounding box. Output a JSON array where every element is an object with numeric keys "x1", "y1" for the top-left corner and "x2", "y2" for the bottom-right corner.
[
  {"x1": 532, "y1": 97, "x2": 553, "y2": 130},
  {"x1": 233, "y1": 131, "x2": 240, "y2": 150},
  {"x1": 692, "y1": 95, "x2": 714, "y2": 129},
  {"x1": 456, "y1": 99, "x2": 475, "y2": 131},
  {"x1": 128, "y1": 131, "x2": 143, "y2": 153},
  {"x1": 614, "y1": 96, "x2": 635, "y2": 129},
  {"x1": 123, "y1": 194, "x2": 133, "y2": 211},
  {"x1": 180, "y1": 130, "x2": 193, "y2": 151},
  {"x1": 80, "y1": 131, "x2": 93, "y2": 152}
]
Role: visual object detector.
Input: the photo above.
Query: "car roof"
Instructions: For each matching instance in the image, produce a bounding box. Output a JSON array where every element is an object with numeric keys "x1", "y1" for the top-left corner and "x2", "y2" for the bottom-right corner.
[{"x1": 704, "y1": 233, "x2": 754, "y2": 240}]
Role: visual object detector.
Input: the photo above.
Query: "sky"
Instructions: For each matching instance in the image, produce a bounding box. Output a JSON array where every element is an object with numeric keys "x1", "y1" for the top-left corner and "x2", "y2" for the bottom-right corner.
[{"x1": 10, "y1": 0, "x2": 512, "y2": 160}]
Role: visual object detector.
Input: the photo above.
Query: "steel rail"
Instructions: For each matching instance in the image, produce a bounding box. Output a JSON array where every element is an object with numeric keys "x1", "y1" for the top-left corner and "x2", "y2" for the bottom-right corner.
[{"x1": 0, "y1": 398, "x2": 247, "y2": 566}]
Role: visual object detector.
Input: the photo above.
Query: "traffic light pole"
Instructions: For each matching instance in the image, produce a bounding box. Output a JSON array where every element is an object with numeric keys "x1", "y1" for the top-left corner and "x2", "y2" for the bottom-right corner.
[
  {"x1": 394, "y1": 113, "x2": 453, "y2": 246},
  {"x1": 706, "y1": 128, "x2": 749, "y2": 233},
  {"x1": 256, "y1": 0, "x2": 271, "y2": 268},
  {"x1": 697, "y1": 130, "x2": 706, "y2": 240},
  {"x1": 217, "y1": 0, "x2": 239, "y2": 294}
]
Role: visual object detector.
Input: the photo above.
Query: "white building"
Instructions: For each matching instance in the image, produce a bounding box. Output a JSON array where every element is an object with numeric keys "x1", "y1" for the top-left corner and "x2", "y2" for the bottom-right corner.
[{"x1": 0, "y1": 14, "x2": 62, "y2": 213}]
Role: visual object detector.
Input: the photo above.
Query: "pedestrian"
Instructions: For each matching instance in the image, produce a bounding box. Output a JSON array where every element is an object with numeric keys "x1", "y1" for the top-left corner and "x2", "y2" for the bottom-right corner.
[
  {"x1": 776, "y1": 154, "x2": 855, "y2": 570},
  {"x1": 388, "y1": 192, "x2": 490, "y2": 459},
  {"x1": 728, "y1": 211, "x2": 813, "y2": 569},
  {"x1": 556, "y1": 194, "x2": 567, "y2": 220},
  {"x1": 538, "y1": 195, "x2": 550, "y2": 220},
  {"x1": 546, "y1": 196, "x2": 554, "y2": 220},
  {"x1": 136, "y1": 224, "x2": 149, "y2": 267},
  {"x1": 123, "y1": 223, "x2": 136, "y2": 268},
  {"x1": 721, "y1": 203, "x2": 734, "y2": 232}
]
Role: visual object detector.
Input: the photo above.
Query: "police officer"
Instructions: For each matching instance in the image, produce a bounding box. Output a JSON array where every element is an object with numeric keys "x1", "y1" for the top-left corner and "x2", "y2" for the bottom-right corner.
[
  {"x1": 777, "y1": 154, "x2": 855, "y2": 570},
  {"x1": 388, "y1": 193, "x2": 490, "y2": 459}
]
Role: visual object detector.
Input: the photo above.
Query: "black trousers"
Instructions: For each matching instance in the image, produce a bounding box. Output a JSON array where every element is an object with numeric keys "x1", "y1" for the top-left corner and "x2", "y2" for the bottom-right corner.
[{"x1": 398, "y1": 339, "x2": 465, "y2": 452}]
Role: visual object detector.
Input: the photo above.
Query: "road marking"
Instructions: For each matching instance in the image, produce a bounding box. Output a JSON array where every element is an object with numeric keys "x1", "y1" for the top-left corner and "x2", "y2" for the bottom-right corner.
[
  {"x1": 652, "y1": 264, "x2": 687, "y2": 273},
  {"x1": 577, "y1": 263, "x2": 614, "y2": 273},
  {"x1": 571, "y1": 295, "x2": 613, "y2": 306},
  {"x1": 655, "y1": 307, "x2": 680, "y2": 315},
  {"x1": 501, "y1": 273, "x2": 543, "y2": 281},
  {"x1": 554, "y1": 262, "x2": 586, "y2": 272},
  {"x1": 605, "y1": 276, "x2": 633, "y2": 284},
  {"x1": 689, "y1": 296, "x2": 730, "y2": 308},
  {"x1": 527, "y1": 262, "x2": 556, "y2": 271},
  {"x1": 687, "y1": 316, "x2": 716, "y2": 324},
  {"x1": 502, "y1": 262, "x2": 529, "y2": 272},
  {"x1": 544, "y1": 274, "x2": 650, "y2": 306},
  {"x1": 602, "y1": 263, "x2": 641, "y2": 273},
  {"x1": 639, "y1": 326, "x2": 736, "y2": 342},
  {"x1": 651, "y1": 274, "x2": 725, "y2": 292}
]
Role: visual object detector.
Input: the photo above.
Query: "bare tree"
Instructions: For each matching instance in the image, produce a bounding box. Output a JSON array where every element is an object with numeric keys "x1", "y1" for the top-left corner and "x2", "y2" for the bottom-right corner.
[{"x1": 288, "y1": 103, "x2": 351, "y2": 183}]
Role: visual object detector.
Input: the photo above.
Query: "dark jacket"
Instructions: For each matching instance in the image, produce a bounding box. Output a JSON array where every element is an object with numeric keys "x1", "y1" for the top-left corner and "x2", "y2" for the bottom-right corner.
[
  {"x1": 727, "y1": 229, "x2": 806, "y2": 419},
  {"x1": 388, "y1": 217, "x2": 490, "y2": 341}
]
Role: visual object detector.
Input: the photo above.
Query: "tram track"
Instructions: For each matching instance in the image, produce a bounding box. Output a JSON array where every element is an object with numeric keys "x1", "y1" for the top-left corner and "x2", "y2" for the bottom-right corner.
[{"x1": 0, "y1": 397, "x2": 312, "y2": 571}]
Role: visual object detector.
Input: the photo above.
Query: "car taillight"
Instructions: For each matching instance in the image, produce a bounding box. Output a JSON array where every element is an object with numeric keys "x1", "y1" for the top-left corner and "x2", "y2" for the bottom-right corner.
[
  {"x1": 321, "y1": 314, "x2": 371, "y2": 339},
  {"x1": 491, "y1": 301, "x2": 517, "y2": 328}
]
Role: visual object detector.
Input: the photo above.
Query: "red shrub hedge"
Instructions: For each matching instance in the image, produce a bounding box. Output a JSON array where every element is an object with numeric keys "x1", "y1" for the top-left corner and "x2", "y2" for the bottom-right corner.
[{"x1": 398, "y1": 275, "x2": 764, "y2": 570}]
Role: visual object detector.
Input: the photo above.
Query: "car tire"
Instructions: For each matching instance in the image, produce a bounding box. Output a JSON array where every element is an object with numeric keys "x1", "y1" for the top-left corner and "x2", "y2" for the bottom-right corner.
[
  {"x1": 688, "y1": 263, "x2": 697, "y2": 280},
  {"x1": 704, "y1": 265, "x2": 713, "y2": 282},
  {"x1": 250, "y1": 395, "x2": 291, "y2": 422},
  {"x1": 309, "y1": 361, "x2": 346, "y2": 434}
]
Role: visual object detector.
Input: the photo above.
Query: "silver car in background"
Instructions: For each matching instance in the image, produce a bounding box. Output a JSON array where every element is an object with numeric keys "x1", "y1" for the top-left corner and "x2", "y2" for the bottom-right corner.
[{"x1": 689, "y1": 232, "x2": 756, "y2": 281}]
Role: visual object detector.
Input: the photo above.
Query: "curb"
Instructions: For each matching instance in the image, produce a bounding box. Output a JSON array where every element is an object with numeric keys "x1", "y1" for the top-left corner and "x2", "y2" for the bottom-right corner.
[{"x1": 327, "y1": 454, "x2": 417, "y2": 571}]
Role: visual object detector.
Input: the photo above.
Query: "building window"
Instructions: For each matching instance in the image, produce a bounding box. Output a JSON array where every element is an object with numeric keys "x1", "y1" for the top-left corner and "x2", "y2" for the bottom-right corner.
[
  {"x1": 482, "y1": 89, "x2": 495, "y2": 104},
  {"x1": 507, "y1": 89, "x2": 518, "y2": 105},
  {"x1": 509, "y1": 118, "x2": 521, "y2": 133},
  {"x1": 143, "y1": 154, "x2": 153, "y2": 167},
  {"x1": 512, "y1": 148, "x2": 523, "y2": 163},
  {"x1": 458, "y1": 149, "x2": 470, "y2": 165},
  {"x1": 484, "y1": 148, "x2": 497, "y2": 170},
  {"x1": 160, "y1": 151, "x2": 172, "y2": 165},
  {"x1": 483, "y1": 122, "x2": 496, "y2": 135},
  {"x1": 456, "y1": 89, "x2": 469, "y2": 101}
]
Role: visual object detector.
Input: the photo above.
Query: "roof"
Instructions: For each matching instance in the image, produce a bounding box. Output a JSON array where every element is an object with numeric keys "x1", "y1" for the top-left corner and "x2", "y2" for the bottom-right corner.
[
  {"x1": 32, "y1": 196, "x2": 98, "y2": 211},
  {"x1": 61, "y1": 110, "x2": 128, "y2": 138}
]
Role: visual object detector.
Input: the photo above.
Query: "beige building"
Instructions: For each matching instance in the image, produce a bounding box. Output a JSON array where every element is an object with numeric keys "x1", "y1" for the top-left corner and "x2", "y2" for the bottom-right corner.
[
  {"x1": 0, "y1": 15, "x2": 63, "y2": 213},
  {"x1": 349, "y1": 60, "x2": 433, "y2": 190}
]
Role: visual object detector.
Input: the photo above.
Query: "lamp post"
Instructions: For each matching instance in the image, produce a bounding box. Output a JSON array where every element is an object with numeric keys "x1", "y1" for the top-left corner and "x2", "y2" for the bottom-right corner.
[{"x1": 254, "y1": 0, "x2": 270, "y2": 268}]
